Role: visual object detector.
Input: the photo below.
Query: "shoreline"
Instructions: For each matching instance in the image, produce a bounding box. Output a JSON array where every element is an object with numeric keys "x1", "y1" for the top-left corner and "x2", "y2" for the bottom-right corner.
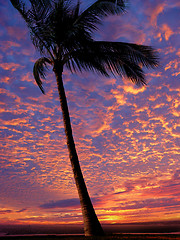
[
  {"x1": 1, "y1": 232, "x2": 180, "y2": 237},
  {"x1": 0, "y1": 221, "x2": 179, "y2": 237}
]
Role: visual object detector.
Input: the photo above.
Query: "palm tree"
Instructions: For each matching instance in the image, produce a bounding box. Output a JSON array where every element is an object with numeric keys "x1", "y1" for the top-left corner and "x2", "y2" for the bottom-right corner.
[{"x1": 10, "y1": 0, "x2": 159, "y2": 236}]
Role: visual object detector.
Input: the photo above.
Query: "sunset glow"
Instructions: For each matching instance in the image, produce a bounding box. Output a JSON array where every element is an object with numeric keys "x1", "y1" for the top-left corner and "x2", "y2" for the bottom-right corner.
[{"x1": 0, "y1": 0, "x2": 179, "y2": 228}]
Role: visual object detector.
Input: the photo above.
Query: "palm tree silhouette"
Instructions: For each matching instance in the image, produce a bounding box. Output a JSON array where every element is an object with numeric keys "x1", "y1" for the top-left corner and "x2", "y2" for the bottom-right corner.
[{"x1": 10, "y1": 0, "x2": 159, "y2": 236}]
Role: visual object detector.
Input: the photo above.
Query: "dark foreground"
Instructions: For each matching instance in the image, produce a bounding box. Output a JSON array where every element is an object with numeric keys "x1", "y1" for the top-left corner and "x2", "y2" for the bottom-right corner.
[{"x1": 1, "y1": 234, "x2": 180, "y2": 240}]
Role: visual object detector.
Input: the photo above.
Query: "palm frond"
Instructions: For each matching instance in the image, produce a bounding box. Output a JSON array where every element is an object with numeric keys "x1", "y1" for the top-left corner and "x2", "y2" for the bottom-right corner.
[
  {"x1": 33, "y1": 57, "x2": 52, "y2": 94},
  {"x1": 93, "y1": 41, "x2": 159, "y2": 69},
  {"x1": 69, "y1": 49, "x2": 144, "y2": 85},
  {"x1": 10, "y1": 0, "x2": 28, "y2": 20},
  {"x1": 10, "y1": 0, "x2": 53, "y2": 57},
  {"x1": 66, "y1": 53, "x2": 109, "y2": 77},
  {"x1": 87, "y1": 0, "x2": 127, "y2": 16},
  {"x1": 28, "y1": 0, "x2": 52, "y2": 21},
  {"x1": 75, "y1": 0, "x2": 127, "y2": 32},
  {"x1": 43, "y1": 0, "x2": 73, "y2": 46},
  {"x1": 68, "y1": 40, "x2": 159, "y2": 86},
  {"x1": 72, "y1": 0, "x2": 80, "y2": 19},
  {"x1": 29, "y1": 0, "x2": 52, "y2": 8},
  {"x1": 11, "y1": 0, "x2": 159, "y2": 87}
]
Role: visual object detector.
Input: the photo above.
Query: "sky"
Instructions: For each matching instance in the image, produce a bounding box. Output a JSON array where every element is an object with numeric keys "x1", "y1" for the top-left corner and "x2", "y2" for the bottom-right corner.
[{"x1": 0, "y1": 0, "x2": 180, "y2": 228}]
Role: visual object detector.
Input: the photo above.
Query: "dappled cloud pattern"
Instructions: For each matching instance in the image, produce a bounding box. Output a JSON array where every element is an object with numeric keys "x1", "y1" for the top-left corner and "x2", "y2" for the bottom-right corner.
[{"x1": 0, "y1": 0, "x2": 179, "y2": 225}]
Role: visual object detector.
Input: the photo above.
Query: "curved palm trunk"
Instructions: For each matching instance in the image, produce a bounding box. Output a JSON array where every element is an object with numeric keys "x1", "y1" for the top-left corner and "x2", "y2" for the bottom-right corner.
[{"x1": 53, "y1": 65, "x2": 104, "y2": 236}]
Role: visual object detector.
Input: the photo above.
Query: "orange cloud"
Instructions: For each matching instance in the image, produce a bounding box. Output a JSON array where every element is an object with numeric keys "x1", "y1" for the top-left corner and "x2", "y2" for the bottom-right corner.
[
  {"x1": 111, "y1": 89, "x2": 126, "y2": 105},
  {"x1": 155, "y1": 24, "x2": 174, "y2": 42},
  {"x1": 176, "y1": 49, "x2": 180, "y2": 57},
  {"x1": 161, "y1": 24, "x2": 174, "y2": 41},
  {"x1": 1, "y1": 76, "x2": 10, "y2": 83},
  {"x1": 150, "y1": 3, "x2": 167, "y2": 27},
  {"x1": 0, "y1": 62, "x2": 23, "y2": 71},
  {"x1": 165, "y1": 59, "x2": 179, "y2": 71},
  {"x1": 123, "y1": 85, "x2": 146, "y2": 95}
]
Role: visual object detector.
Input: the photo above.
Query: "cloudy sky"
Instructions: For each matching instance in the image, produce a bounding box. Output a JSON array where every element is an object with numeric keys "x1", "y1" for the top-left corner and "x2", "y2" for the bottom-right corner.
[{"x1": 0, "y1": 0, "x2": 179, "y2": 227}]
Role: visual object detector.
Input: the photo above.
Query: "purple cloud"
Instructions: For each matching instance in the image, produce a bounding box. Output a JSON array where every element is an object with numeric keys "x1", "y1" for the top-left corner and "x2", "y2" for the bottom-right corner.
[{"x1": 40, "y1": 198, "x2": 81, "y2": 209}]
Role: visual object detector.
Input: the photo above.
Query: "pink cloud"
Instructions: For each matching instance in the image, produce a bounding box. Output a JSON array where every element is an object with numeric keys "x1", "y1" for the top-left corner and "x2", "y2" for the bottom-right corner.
[
  {"x1": 0, "y1": 40, "x2": 20, "y2": 52},
  {"x1": 7, "y1": 26, "x2": 27, "y2": 41}
]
